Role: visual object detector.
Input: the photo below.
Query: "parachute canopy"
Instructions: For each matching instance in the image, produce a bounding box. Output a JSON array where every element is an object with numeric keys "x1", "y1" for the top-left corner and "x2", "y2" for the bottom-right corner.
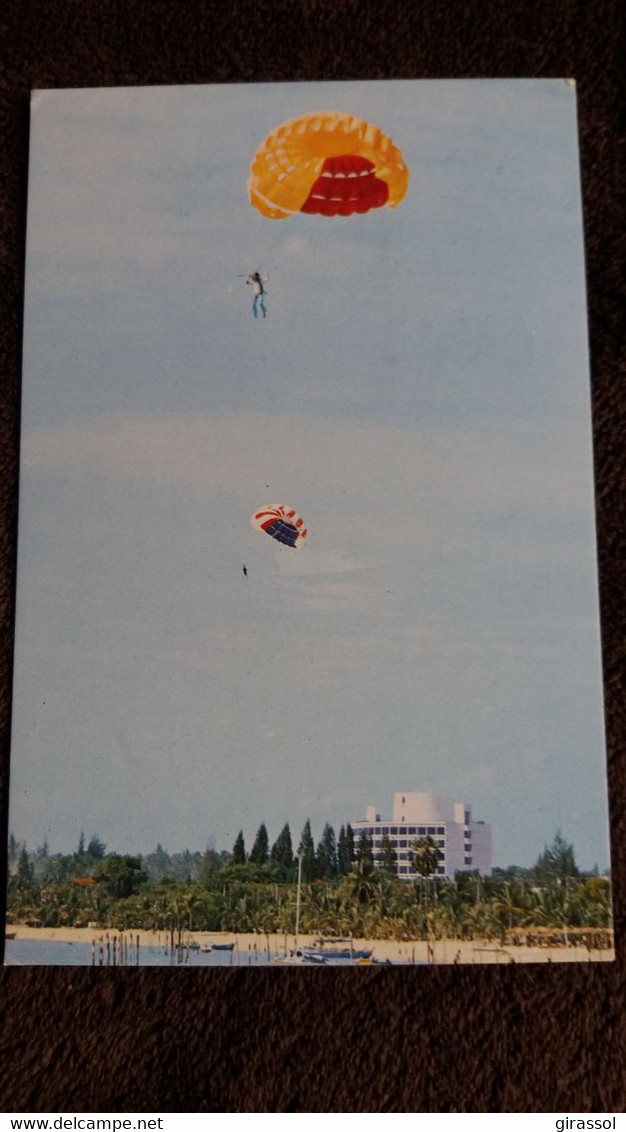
[
  {"x1": 248, "y1": 111, "x2": 409, "y2": 219},
  {"x1": 251, "y1": 504, "x2": 308, "y2": 549}
]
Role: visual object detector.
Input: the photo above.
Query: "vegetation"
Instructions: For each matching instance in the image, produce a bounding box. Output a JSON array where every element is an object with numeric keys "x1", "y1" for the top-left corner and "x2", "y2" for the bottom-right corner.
[{"x1": 6, "y1": 826, "x2": 612, "y2": 946}]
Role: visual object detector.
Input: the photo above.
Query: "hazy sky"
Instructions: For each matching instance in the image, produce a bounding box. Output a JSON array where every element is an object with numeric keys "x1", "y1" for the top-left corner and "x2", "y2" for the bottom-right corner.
[{"x1": 9, "y1": 79, "x2": 610, "y2": 869}]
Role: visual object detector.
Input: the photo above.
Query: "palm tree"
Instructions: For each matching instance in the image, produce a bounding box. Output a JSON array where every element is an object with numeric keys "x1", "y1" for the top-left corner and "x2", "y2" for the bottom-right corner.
[
  {"x1": 410, "y1": 837, "x2": 442, "y2": 906},
  {"x1": 569, "y1": 877, "x2": 611, "y2": 928},
  {"x1": 339, "y1": 868, "x2": 379, "y2": 909},
  {"x1": 491, "y1": 880, "x2": 530, "y2": 940},
  {"x1": 459, "y1": 902, "x2": 494, "y2": 941}
]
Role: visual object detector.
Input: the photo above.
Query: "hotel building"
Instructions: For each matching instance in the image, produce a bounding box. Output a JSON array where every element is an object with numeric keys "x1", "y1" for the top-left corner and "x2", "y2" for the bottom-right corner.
[{"x1": 352, "y1": 791, "x2": 492, "y2": 880}]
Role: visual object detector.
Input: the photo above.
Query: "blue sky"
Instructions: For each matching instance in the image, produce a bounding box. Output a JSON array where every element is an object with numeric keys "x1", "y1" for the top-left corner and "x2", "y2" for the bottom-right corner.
[{"x1": 9, "y1": 79, "x2": 610, "y2": 869}]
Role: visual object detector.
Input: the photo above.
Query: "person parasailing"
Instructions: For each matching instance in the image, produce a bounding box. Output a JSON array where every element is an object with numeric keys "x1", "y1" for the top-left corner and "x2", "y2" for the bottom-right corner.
[{"x1": 246, "y1": 271, "x2": 268, "y2": 318}]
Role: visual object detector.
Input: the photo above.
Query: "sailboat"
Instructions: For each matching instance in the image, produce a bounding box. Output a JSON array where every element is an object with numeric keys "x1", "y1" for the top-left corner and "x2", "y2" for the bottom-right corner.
[{"x1": 273, "y1": 855, "x2": 335, "y2": 966}]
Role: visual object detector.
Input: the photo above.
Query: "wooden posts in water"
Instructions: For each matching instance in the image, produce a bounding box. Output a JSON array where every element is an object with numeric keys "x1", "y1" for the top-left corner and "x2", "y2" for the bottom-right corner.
[{"x1": 90, "y1": 931, "x2": 141, "y2": 966}]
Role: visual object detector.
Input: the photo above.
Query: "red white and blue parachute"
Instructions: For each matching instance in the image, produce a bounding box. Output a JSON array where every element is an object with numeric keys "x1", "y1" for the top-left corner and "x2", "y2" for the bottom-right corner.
[{"x1": 251, "y1": 504, "x2": 308, "y2": 549}]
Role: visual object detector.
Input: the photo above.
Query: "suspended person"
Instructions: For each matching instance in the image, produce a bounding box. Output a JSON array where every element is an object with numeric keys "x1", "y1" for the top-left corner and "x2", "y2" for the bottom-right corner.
[{"x1": 246, "y1": 271, "x2": 268, "y2": 318}]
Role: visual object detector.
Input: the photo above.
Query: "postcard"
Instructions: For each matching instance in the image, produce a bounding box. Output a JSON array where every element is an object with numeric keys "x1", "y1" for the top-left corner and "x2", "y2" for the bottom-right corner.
[{"x1": 4, "y1": 79, "x2": 613, "y2": 966}]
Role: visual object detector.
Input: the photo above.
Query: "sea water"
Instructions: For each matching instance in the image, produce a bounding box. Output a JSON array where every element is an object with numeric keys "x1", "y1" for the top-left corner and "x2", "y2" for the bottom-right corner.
[
  {"x1": 4, "y1": 938, "x2": 280, "y2": 967},
  {"x1": 4, "y1": 938, "x2": 416, "y2": 966}
]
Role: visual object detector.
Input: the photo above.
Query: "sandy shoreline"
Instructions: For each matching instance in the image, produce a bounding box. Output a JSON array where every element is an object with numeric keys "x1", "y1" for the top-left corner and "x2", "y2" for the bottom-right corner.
[{"x1": 6, "y1": 925, "x2": 615, "y2": 964}]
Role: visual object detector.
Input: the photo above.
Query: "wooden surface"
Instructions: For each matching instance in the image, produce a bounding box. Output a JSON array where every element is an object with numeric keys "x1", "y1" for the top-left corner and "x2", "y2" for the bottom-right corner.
[{"x1": 1, "y1": 0, "x2": 625, "y2": 1113}]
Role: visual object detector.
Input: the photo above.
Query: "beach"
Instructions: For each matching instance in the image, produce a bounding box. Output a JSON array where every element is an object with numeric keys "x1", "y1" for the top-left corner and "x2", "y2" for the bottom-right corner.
[{"x1": 5, "y1": 925, "x2": 615, "y2": 965}]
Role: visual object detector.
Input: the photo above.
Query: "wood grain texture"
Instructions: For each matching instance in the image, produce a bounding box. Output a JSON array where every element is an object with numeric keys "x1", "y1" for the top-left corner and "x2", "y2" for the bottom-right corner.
[{"x1": 1, "y1": 0, "x2": 625, "y2": 1113}]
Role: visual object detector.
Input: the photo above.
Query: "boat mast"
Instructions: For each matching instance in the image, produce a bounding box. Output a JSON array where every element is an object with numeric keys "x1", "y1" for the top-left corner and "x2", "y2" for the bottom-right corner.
[{"x1": 295, "y1": 853, "x2": 302, "y2": 950}]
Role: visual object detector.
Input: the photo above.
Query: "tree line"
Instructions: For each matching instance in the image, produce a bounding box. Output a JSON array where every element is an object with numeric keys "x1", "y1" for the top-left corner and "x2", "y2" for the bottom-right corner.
[
  {"x1": 8, "y1": 820, "x2": 371, "y2": 887},
  {"x1": 6, "y1": 826, "x2": 612, "y2": 945}
]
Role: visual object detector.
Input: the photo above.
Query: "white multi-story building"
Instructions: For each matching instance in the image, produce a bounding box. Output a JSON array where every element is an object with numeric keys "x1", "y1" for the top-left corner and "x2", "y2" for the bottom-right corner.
[{"x1": 352, "y1": 792, "x2": 491, "y2": 881}]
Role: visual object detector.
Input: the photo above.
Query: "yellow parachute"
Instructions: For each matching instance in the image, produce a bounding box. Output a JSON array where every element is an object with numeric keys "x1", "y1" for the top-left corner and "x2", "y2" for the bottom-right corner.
[{"x1": 248, "y1": 111, "x2": 409, "y2": 219}]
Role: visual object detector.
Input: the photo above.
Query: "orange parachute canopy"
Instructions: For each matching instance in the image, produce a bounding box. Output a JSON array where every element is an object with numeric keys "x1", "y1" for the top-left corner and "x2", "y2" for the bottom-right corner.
[{"x1": 248, "y1": 111, "x2": 409, "y2": 219}]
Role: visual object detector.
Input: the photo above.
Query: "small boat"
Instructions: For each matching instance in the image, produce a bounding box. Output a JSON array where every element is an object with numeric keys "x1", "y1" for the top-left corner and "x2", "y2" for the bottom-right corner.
[
  {"x1": 302, "y1": 935, "x2": 374, "y2": 961},
  {"x1": 5, "y1": 931, "x2": 16, "y2": 940},
  {"x1": 301, "y1": 951, "x2": 331, "y2": 965},
  {"x1": 302, "y1": 946, "x2": 373, "y2": 961},
  {"x1": 210, "y1": 941, "x2": 235, "y2": 951},
  {"x1": 274, "y1": 952, "x2": 334, "y2": 966}
]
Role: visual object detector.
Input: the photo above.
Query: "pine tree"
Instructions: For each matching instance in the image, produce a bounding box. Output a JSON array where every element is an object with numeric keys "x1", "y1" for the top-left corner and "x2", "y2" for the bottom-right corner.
[
  {"x1": 337, "y1": 824, "x2": 355, "y2": 875},
  {"x1": 379, "y1": 834, "x2": 398, "y2": 876},
  {"x1": 355, "y1": 830, "x2": 374, "y2": 875},
  {"x1": 316, "y1": 823, "x2": 337, "y2": 878},
  {"x1": 232, "y1": 830, "x2": 246, "y2": 865},
  {"x1": 270, "y1": 823, "x2": 294, "y2": 870},
  {"x1": 198, "y1": 847, "x2": 222, "y2": 884},
  {"x1": 86, "y1": 835, "x2": 106, "y2": 861},
  {"x1": 143, "y1": 843, "x2": 171, "y2": 883},
  {"x1": 249, "y1": 823, "x2": 269, "y2": 865},
  {"x1": 298, "y1": 819, "x2": 316, "y2": 882},
  {"x1": 533, "y1": 831, "x2": 579, "y2": 885},
  {"x1": 33, "y1": 840, "x2": 52, "y2": 883},
  {"x1": 16, "y1": 846, "x2": 33, "y2": 882}
]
